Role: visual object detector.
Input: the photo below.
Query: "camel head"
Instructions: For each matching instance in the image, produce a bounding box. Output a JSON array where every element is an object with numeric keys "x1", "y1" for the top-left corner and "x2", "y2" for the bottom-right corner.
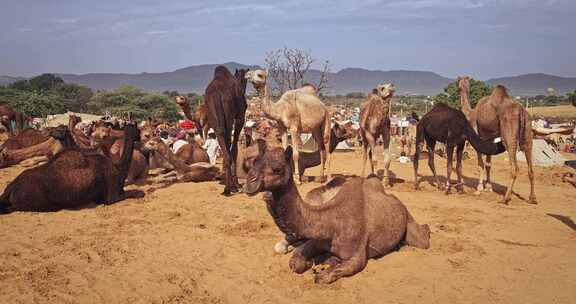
[
  {"x1": 457, "y1": 76, "x2": 471, "y2": 92},
  {"x1": 245, "y1": 69, "x2": 268, "y2": 93},
  {"x1": 139, "y1": 126, "x2": 154, "y2": 143},
  {"x1": 90, "y1": 125, "x2": 112, "y2": 146},
  {"x1": 376, "y1": 83, "x2": 395, "y2": 99},
  {"x1": 175, "y1": 95, "x2": 189, "y2": 107},
  {"x1": 141, "y1": 137, "x2": 170, "y2": 155},
  {"x1": 244, "y1": 140, "x2": 293, "y2": 195}
]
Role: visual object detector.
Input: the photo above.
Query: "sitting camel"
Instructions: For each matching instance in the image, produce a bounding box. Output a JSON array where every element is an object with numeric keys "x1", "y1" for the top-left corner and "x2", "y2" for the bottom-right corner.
[
  {"x1": 0, "y1": 124, "x2": 139, "y2": 213},
  {"x1": 245, "y1": 69, "x2": 331, "y2": 183},
  {"x1": 359, "y1": 83, "x2": 395, "y2": 185},
  {"x1": 0, "y1": 126, "x2": 78, "y2": 168},
  {"x1": 413, "y1": 103, "x2": 506, "y2": 193},
  {"x1": 142, "y1": 137, "x2": 220, "y2": 183},
  {"x1": 68, "y1": 114, "x2": 93, "y2": 149},
  {"x1": 243, "y1": 143, "x2": 430, "y2": 284},
  {"x1": 0, "y1": 128, "x2": 50, "y2": 150},
  {"x1": 91, "y1": 122, "x2": 148, "y2": 185},
  {"x1": 458, "y1": 77, "x2": 536, "y2": 204}
]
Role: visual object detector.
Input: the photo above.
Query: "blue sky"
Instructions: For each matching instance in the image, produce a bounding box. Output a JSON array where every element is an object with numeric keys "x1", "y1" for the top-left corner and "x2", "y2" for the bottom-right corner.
[{"x1": 0, "y1": 0, "x2": 574, "y2": 79}]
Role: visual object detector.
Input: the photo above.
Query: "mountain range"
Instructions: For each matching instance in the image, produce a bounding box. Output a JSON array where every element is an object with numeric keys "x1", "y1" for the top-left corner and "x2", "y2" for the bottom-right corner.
[{"x1": 2, "y1": 62, "x2": 575, "y2": 96}]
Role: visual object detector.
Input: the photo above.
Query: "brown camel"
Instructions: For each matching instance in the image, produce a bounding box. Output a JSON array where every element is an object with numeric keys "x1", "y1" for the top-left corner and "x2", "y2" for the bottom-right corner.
[
  {"x1": 458, "y1": 77, "x2": 536, "y2": 204},
  {"x1": 0, "y1": 103, "x2": 25, "y2": 136},
  {"x1": 68, "y1": 114, "x2": 93, "y2": 149},
  {"x1": 0, "y1": 124, "x2": 138, "y2": 213},
  {"x1": 0, "y1": 128, "x2": 50, "y2": 150},
  {"x1": 359, "y1": 83, "x2": 395, "y2": 185},
  {"x1": 91, "y1": 123, "x2": 148, "y2": 185},
  {"x1": 413, "y1": 103, "x2": 506, "y2": 193},
  {"x1": 141, "y1": 137, "x2": 220, "y2": 183},
  {"x1": 244, "y1": 143, "x2": 430, "y2": 284},
  {"x1": 0, "y1": 126, "x2": 79, "y2": 168},
  {"x1": 245, "y1": 69, "x2": 331, "y2": 183},
  {"x1": 204, "y1": 66, "x2": 249, "y2": 195},
  {"x1": 175, "y1": 96, "x2": 209, "y2": 138}
]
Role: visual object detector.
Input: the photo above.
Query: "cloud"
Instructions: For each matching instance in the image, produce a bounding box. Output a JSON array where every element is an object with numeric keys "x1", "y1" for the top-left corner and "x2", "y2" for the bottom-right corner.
[
  {"x1": 53, "y1": 18, "x2": 80, "y2": 24},
  {"x1": 144, "y1": 30, "x2": 170, "y2": 35}
]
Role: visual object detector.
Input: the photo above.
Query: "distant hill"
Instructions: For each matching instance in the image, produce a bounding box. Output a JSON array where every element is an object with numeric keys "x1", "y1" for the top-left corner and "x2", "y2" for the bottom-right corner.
[
  {"x1": 0, "y1": 76, "x2": 25, "y2": 87},
  {"x1": 486, "y1": 73, "x2": 576, "y2": 96},
  {"x1": 4, "y1": 63, "x2": 575, "y2": 96}
]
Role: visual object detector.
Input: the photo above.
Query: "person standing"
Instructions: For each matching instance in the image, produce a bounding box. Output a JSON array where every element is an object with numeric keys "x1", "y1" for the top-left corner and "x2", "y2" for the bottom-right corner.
[{"x1": 202, "y1": 129, "x2": 221, "y2": 165}]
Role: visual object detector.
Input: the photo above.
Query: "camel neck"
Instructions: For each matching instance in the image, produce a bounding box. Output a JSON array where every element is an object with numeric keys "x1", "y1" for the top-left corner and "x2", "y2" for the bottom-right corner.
[
  {"x1": 460, "y1": 88, "x2": 473, "y2": 117},
  {"x1": 180, "y1": 104, "x2": 194, "y2": 121},
  {"x1": 270, "y1": 179, "x2": 325, "y2": 240},
  {"x1": 259, "y1": 84, "x2": 282, "y2": 121}
]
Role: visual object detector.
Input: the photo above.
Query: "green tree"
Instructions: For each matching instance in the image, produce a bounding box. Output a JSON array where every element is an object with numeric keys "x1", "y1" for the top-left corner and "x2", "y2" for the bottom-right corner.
[
  {"x1": 568, "y1": 90, "x2": 576, "y2": 107},
  {"x1": 52, "y1": 83, "x2": 93, "y2": 112},
  {"x1": 435, "y1": 79, "x2": 492, "y2": 108},
  {"x1": 9, "y1": 91, "x2": 65, "y2": 117},
  {"x1": 88, "y1": 86, "x2": 182, "y2": 121}
]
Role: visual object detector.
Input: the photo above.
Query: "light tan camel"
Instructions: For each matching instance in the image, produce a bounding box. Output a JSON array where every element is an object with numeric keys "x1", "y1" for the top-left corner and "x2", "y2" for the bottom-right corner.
[
  {"x1": 175, "y1": 96, "x2": 209, "y2": 137},
  {"x1": 245, "y1": 70, "x2": 331, "y2": 182},
  {"x1": 458, "y1": 76, "x2": 536, "y2": 204},
  {"x1": 359, "y1": 83, "x2": 395, "y2": 186}
]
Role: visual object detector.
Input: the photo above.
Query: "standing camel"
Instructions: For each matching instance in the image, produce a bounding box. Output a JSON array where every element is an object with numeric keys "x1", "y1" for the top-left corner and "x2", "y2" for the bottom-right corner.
[
  {"x1": 413, "y1": 103, "x2": 506, "y2": 193},
  {"x1": 458, "y1": 77, "x2": 536, "y2": 204},
  {"x1": 204, "y1": 66, "x2": 249, "y2": 195},
  {"x1": 175, "y1": 96, "x2": 209, "y2": 138},
  {"x1": 245, "y1": 69, "x2": 331, "y2": 183},
  {"x1": 359, "y1": 83, "x2": 395, "y2": 186}
]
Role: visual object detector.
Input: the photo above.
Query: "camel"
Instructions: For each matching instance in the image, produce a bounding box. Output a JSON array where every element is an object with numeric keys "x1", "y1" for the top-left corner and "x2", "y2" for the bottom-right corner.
[
  {"x1": 204, "y1": 66, "x2": 249, "y2": 195},
  {"x1": 91, "y1": 123, "x2": 148, "y2": 185},
  {"x1": 458, "y1": 77, "x2": 536, "y2": 204},
  {"x1": 0, "y1": 128, "x2": 50, "y2": 150},
  {"x1": 245, "y1": 69, "x2": 331, "y2": 183},
  {"x1": 175, "y1": 96, "x2": 209, "y2": 138},
  {"x1": 359, "y1": 83, "x2": 395, "y2": 185},
  {"x1": 413, "y1": 103, "x2": 506, "y2": 193},
  {"x1": 0, "y1": 126, "x2": 79, "y2": 168},
  {"x1": 297, "y1": 123, "x2": 354, "y2": 180},
  {"x1": 68, "y1": 114, "x2": 93, "y2": 149},
  {"x1": 142, "y1": 137, "x2": 220, "y2": 183},
  {"x1": 0, "y1": 124, "x2": 138, "y2": 213},
  {"x1": 243, "y1": 143, "x2": 430, "y2": 284},
  {"x1": 0, "y1": 104, "x2": 25, "y2": 136}
]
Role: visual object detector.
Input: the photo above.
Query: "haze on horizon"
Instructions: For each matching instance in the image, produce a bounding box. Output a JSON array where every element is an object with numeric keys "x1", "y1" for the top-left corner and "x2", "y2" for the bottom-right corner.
[{"x1": 1, "y1": 0, "x2": 574, "y2": 80}]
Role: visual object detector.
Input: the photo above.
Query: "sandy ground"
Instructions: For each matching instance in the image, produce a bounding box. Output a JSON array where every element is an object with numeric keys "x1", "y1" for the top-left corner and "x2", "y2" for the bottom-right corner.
[{"x1": 0, "y1": 142, "x2": 575, "y2": 304}]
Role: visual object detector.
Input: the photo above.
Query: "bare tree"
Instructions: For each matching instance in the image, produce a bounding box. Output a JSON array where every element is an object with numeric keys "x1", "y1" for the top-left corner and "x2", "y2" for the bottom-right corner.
[{"x1": 264, "y1": 47, "x2": 331, "y2": 95}]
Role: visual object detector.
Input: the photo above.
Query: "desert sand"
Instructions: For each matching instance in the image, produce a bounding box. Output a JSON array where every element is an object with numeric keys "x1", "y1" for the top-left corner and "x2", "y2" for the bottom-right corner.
[{"x1": 0, "y1": 143, "x2": 575, "y2": 304}]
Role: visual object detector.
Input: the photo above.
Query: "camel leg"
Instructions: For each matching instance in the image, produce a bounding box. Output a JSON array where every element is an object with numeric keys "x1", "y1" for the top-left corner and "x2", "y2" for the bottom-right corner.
[
  {"x1": 289, "y1": 240, "x2": 330, "y2": 274},
  {"x1": 474, "y1": 152, "x2": 486, "y2": 195},
  {"x1": 484, "y1": 155, "x2": 494, "y2": 192},
  {"x1": 312, "y1": 130, "x2": 328, "y2": 183},
  {"x1": 216, "y1": 133, "x2": 234, "y2": 196},
  {"x1": 361, "y1": 141, "x2": 369, "y2": 177},
  {"x1": 231, "y1": 118, "x2": 244, "y2": 189},
  {"x1": 522, "y1": 140, "x2": 537, "y2": 204},
  {"x1": 501, "y1": 144, "x2": 519, "y2": 204},
  {"x1": 413, "y1": 137, "x2": 421, "y2": 190},
  {"x1": 425, "y1": 139, "x2": 441, "y2": 189},
  {"x1": 289, "y1": 128, "x2": 302, "y2": 184},
  {"x1": 363, "y1": 132, "x2": 377, "y2": 177},
  {"x1": 281, "y1": 131, "x2": 289, "y2": 150},
  {"x1": 314, "y1": 240, "x2": 368, "y2": 284},
  {"x1": 455, "y1": 143, "x2": 465, "y2": 193},
  {"x1": 445, "y1": 143, "x2": 454, "y2": 194}
]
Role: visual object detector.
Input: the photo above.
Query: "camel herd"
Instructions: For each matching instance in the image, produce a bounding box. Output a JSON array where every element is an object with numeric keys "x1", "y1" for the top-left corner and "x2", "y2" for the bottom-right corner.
[{"x1": 0, "y1": 65, "x2": 541, "y2": 283}]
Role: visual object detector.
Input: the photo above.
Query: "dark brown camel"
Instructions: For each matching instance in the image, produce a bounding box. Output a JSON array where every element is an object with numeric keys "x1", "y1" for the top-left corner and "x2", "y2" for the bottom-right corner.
[
  {"x1": 91, "y1": 123, "x2": 148, "y2": 185},
  {"x1": 204, "y1": 66, "x2": 249, "y2": 195},
  {"x1": 0, "y1": 103, "x2": 25, "y2": 136},
  {"x1": 413, "y1": 103, "x2": 506, "y2": 193},
  {"x1": 0, "y1": 124, "x2": 138, "y2": 213},
  {"x1": 244, "y1": 143, "x2": 431, "y2": 284}
]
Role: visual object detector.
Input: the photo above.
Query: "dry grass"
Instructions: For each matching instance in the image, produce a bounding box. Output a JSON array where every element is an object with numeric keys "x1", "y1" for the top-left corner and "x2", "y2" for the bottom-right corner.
[{"x1": 528, "y1": 105, "x2": 576, "y2": 120}]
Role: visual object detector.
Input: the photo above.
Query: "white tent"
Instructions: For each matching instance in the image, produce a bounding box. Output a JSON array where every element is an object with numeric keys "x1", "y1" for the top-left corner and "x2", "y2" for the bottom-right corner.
[{"x1": 516, "y1": 139, "x2": 566, "y2": 167}]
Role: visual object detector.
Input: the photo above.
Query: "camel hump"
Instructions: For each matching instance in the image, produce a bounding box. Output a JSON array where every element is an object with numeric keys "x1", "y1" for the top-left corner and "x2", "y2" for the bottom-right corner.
[{"x1": 214, "y1": 65, "x2": 232, "y2": 79}]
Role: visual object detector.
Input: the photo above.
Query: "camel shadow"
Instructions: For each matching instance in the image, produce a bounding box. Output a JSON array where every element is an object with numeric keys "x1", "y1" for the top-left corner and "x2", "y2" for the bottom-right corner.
[{"x1": 547, "y1": 213, "x2": 576, "y2": 231}]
